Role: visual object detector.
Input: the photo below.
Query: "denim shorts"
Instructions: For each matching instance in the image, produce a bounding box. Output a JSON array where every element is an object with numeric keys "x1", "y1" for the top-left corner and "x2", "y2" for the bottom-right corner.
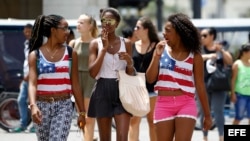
[
  {"x1": 149, "y1": 92, "x2": 157, "y2": 97},
  {"x1": 234, "y1": 92, "x2": 250, "y2": 120},
  {"x1": 154, "y1": 95, "x2": 197, "y2": 123}
]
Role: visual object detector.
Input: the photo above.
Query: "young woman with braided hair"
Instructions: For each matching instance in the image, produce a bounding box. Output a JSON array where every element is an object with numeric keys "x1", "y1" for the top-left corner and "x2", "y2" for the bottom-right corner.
[
  {"x1": 28, "y1": 14, "x2": 85, "y2": 141},
  {"x1": 146, "y1": 13, "x2": 212, "y2": 141}
]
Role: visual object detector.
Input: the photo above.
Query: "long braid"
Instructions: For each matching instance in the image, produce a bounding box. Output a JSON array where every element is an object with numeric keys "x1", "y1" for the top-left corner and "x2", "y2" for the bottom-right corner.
[
  {"x1": 29, "y1": 15, "x2": 45, "y2": 53},
  {"x1": 168, "y1": 13, "x2": 201, "y2": 53}
]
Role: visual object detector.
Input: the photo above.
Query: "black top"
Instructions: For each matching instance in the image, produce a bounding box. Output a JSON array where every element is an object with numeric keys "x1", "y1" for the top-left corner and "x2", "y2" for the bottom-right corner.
[
  {"x1": 132, "y1": 44, "x2": 156, "y2": 93},
  {"x1": 203, "y1": 47, "x2": 224, "y2": 82}
]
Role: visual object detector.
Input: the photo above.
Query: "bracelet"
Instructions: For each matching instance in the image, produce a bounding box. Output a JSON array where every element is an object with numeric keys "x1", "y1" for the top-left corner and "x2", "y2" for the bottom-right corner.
[
  {"x1": 28, "y1": 103, "x2": 37, "y2": 109},
  {"x1": 127, "y1": 59, "x2": 134, "y2": 68},
  {"x1": 127, "y1": 63, "x2": 134, "y2": 68},
  {"x1": 79, "y1": 111, "x2": 86, "y2": 117}
]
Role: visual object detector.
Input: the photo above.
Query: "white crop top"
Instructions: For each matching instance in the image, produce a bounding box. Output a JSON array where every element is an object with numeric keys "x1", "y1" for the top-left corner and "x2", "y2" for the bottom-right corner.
[{"x1": 95, "y1": 37, "x2": 127, "y2": 79}]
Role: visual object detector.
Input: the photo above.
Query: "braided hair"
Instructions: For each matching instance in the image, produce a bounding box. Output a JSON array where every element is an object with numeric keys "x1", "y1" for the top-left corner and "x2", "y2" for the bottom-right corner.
[
  {"x1": 167, "y1": 13, "x2": 201, "y2": 53},
  {"x1": 29, "y1": 14, "x2": 64, "y2": 53}
]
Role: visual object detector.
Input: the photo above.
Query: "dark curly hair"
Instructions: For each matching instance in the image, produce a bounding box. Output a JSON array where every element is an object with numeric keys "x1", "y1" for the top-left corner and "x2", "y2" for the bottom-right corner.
[{"x1": 167, "y1": 13, "x2": 201, "y2": 53}]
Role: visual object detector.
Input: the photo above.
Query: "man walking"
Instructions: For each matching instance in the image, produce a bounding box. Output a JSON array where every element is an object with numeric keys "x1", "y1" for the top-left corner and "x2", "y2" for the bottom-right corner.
[{"x1": 10, "y1": 23, "x2": 35, "y2": 133}]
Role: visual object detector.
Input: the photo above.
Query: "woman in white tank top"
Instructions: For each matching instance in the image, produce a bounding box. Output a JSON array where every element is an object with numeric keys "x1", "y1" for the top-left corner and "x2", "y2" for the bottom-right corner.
[{"x1": 88, "y1": 7, "x2": 135, "y2": 141}]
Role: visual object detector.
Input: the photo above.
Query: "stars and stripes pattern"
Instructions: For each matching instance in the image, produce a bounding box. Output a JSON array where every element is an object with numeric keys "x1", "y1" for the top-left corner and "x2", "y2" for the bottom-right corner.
[
  {"x1": 37, "y1": 49, "x2": 72, "y2": 95},
  {"x1": 154, "y1": 45, "x2": 195, "y2": 96}
]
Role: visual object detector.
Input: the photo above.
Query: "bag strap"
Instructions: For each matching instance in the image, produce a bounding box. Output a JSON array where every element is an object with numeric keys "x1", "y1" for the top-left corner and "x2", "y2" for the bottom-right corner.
[
  {"x1": 122, "y1": 37, "x2": 137, "y2": 75},
  {"x1": 67, "y1": 46, "x2": 72, "y2": 75},
  {"x1": 139, "y1": 42, "x2": 151, "y2": 70},
  {"x1": 35, "y1": 49, "x2": 40, "y2": 75}
]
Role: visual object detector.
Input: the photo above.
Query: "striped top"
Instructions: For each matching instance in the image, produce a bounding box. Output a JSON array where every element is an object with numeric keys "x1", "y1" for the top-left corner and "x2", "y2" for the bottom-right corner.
[
  {"x1": 154, "y1": 45, "x2": 195, "y2": 96},
  {"x1": 36, "y1": 47, "x2": 72, "y2": 95}
]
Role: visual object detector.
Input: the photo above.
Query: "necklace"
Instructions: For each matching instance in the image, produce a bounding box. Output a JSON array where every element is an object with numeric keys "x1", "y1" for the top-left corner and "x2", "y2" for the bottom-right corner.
[
  {"x1": 177, "y1": 52, "x2": 182, "y2": 58},
  {"x1": 45, "y1": 47, "x2": 59, "y2": 59},
  {"x1": 170, "y1": 50, "x2": 183, "y2": 60},
  {"x1": 174, "y1": 51, "x2": 183, "y2": 60}
]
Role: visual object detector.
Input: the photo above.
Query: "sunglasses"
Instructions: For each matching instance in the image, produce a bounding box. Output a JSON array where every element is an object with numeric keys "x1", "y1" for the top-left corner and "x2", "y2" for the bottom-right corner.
[
  {"x1": 101, "y1": 18, "x2": 116, "y2": 26},
  {"x1": 57, "y1": 26, "x2": 70, "y2": 33},
  {"x1": 201, "y1": 34, "x2": 208, "y2": 38}
]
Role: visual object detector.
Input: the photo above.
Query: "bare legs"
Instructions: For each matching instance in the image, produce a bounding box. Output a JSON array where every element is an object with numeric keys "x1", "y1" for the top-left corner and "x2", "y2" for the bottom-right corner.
[
  {"x1": 97, "y1": 113, "x2": 131, "y2": 141},
  {"x1": 83, "y1": 98, "x2": 96, "y2": 141},
  {"x1": 128, "y1": 96, "x2": 157, "y2": 141},
  {"x1": 156, "y1": 117, "x2": 196, "y2": 141},
  {"x1": 147, "y1": 97, "x2": 157, "y2": 141},
  {"x1": 128, "y1": 116, "x2": 141, "y2": 141}
]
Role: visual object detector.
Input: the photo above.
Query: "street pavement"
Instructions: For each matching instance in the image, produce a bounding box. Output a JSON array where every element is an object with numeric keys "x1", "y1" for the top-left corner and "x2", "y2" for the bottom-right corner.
[{"x1": 0, "y1": 115, "x2": 247, "y2": 141}]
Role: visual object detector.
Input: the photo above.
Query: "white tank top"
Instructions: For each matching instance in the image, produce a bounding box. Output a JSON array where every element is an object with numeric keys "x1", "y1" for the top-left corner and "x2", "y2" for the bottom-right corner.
[{"x1": 95, "y1": 37, "x2": 127, "y2": 79}]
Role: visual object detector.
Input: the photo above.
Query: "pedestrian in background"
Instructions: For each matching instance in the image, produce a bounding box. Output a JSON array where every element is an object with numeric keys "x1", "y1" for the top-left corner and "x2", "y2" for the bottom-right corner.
[
  {"x1": 199, "y1": 27, "x2": 233, "y2": 141},
  {"x1": 28, "y1": 14, "x2": 85, "y2": 141},
  {"x1": 69, "y1": 13, "x2": 99, "y2": 141},
  {"x1": 67, "y1": 27, "x2": 75, "y2": 45},
  {"x1": 128, "y1": 16, "x2": 159, "y2": 141},
  {"x1": 121, "y1": 26, "x2": 138, "y2": 44},
  {"x1": 10, "y1": 23, "x2": 35, "y2": 133},
  {"x1": 88, "y1": 7, "x2": 134, "y2": 141},
  {"x1": 230, "y1": 43, "x2": 250, "y2": 125},
  {"x1": 146, "y1": 13, "x2": 212, "y2": 141}
]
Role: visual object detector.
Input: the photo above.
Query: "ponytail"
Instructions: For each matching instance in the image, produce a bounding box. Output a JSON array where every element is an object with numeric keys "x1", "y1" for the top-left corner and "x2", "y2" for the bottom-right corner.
[{"x1": 29, "y1": 15, "x2": 45, "y2": 53}]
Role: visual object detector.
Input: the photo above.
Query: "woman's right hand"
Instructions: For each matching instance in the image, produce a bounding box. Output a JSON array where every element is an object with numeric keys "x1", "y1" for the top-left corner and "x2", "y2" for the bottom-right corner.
[
  {"x1": 155, "y1": 40, "x2": 166, "y2": 57},
  {"x1": 208, "y1": 53, "x2": 217, "y2": 60},
  {"x1": 101, "y1": 26, "x2": 109, "y2": 50},
  {"x1": 31, "y1": 105, "x2": 42, "y2": 125}
]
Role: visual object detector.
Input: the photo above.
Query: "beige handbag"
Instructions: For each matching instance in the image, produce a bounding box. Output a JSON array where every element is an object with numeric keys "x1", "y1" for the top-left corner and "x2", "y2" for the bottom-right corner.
[{"x1": 117, "y1": 70, "x2": 150, "y2": 117}]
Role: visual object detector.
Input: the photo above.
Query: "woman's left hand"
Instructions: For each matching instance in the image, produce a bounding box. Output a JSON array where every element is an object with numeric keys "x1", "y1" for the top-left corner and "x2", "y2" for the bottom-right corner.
[
  {"x1": 203, "y1": 116, "x2": 213, "y2": 131},
  {"x1": 118, "y1": 52, "x2": 132, "y2": 64},
  {"x1": 77, "y1": 115, "x2": 86, "y2": 130}
]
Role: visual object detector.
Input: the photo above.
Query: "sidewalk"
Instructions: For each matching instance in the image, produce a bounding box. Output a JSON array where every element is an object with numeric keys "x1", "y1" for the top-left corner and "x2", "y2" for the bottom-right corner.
[
  {"x1": 1, "y1": 117, "x2": 232, "y2": 141},
  {"x1": 2, "y1": 115, "x2": 249, "y2": 141}
]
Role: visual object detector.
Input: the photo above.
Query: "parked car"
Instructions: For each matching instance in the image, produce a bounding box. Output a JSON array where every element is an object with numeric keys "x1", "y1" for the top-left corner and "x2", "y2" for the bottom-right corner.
[{"x1": 0, "y1": 29, "x2": 23, "y2": 92}]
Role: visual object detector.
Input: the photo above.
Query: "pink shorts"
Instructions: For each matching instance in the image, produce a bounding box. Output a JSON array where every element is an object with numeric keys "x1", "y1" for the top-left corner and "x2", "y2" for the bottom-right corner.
[{"x1": 154, "y1": 95, "x2": 197, "y2": 123}]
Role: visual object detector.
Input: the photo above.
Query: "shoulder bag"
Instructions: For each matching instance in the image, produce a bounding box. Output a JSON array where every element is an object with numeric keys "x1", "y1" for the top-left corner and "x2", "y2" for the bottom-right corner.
[
  {"x1": 117, "y1": 70, "x2": 150, "y2": 117},
  {"x1": 206, "y1": 65, "x2": 232, "y2": 92}
]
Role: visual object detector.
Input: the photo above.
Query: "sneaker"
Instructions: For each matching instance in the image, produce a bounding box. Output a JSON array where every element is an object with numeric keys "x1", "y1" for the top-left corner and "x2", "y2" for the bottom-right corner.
[
  {"x1": 29, "y1": 126, "x2": 36, "y2": 133},
  {"x1": 9, "y1": 127, "x2": 26, "y2": 133}
]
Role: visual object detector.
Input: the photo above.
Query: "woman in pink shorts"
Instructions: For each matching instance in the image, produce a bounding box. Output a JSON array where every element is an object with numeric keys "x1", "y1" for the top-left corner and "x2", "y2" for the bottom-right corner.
[{"x1": 146, "y1": 13, "x2": 212, "y2": 141}]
